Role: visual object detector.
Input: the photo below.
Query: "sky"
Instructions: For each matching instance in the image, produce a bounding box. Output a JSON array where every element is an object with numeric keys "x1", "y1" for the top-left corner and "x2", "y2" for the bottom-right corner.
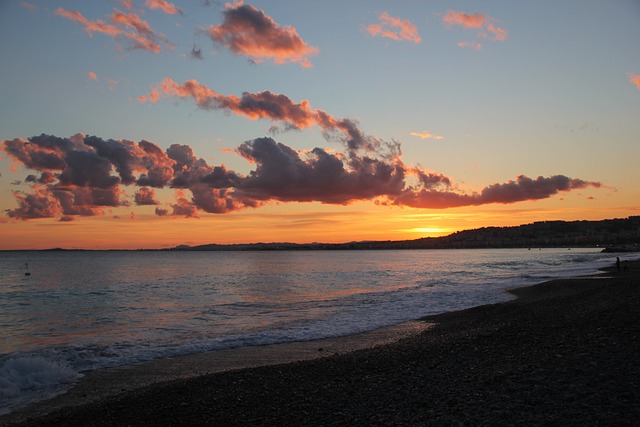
[{"x1": 1, "y1": 0, "x2": 639, "y2": 250}]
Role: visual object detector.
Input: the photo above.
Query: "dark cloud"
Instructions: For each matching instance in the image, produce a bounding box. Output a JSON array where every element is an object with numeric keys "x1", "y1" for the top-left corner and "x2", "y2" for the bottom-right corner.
[
  {"x1": 171, "y1": 191, "x2": 199, "y2": 218},
  {"x1": 135, "y1": 187, "x2": 159, "y2": 205},
  {"x1": 236, "y1": 137, "x2": 405, "y2": 204},
  {"x1": 155, "y1": 207, "x2": 169, "y2": 216},
  {"x1": 7, "y1": 188, "x2": 62, "y2": 220},
  {"x1": 57, "y1": 150, "x2": 120, "y2": 188},
  {"x1": 1, "y1": 133, "x2": 605, "y2": 221},
  {"x1": 389, "y1": 175, "x2": 601, "y2": 209},
  {"x1": 477, "y1": 175, "x2": 600, "y2": 204},
  {"x1": 190, "y1": 44, "x2": 203, "y2": 60}
]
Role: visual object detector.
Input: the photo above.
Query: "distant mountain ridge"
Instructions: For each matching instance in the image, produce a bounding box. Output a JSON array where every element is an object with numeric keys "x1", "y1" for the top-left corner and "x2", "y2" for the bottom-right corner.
[{"x1": 168, "y1": 216, "x2": 640, "y2": 252}]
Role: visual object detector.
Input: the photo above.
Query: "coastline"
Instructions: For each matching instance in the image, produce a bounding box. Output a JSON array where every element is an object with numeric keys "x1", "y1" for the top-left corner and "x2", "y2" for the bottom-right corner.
[
  {"x1": 1, "y1": 322, "x2": 431, "y2": 425},
  {"x1": 3, "y1": 260, "x2": 639, "y2": 425}
]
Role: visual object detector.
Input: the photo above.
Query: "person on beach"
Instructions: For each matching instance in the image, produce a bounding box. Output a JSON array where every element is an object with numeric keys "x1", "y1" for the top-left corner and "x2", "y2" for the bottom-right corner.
[{"x1": 617, "y1": 257, "x2": 621, "y2": 272}]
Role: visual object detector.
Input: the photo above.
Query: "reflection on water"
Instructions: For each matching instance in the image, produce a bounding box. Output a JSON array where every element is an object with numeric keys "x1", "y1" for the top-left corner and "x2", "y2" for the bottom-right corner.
[
  {"x1": 0, "y1": 248, "x2": 617, "y2": 358},
  {"x1": 0, "y1": 248, "x2": 625, "y2": 415}
]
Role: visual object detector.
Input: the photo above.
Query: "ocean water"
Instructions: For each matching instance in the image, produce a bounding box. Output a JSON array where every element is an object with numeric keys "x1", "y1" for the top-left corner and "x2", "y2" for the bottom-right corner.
[{"x1": 0, "y1": 248, "x2": 627, "y2": 414}]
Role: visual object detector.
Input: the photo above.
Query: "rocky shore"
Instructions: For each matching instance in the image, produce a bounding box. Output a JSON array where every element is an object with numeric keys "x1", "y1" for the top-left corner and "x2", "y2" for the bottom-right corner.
[{"x1": 3, "y1": 260, "x2": 639, "y2": 426}]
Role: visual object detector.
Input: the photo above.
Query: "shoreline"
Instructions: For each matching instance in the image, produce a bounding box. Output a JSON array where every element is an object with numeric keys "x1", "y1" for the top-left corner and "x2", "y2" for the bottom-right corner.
[
  {"x1": 3, "y1": 260, "x2": 639, "y2": 425},
  {"x1": 1, "y1": 321, "x2": 431, "y2": 424}
]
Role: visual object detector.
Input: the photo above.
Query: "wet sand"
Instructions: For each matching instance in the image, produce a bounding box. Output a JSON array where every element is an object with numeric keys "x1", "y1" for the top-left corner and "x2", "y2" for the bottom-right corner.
[{"x1": 3, "y1": 259, "x2": 639, "y2": 426}]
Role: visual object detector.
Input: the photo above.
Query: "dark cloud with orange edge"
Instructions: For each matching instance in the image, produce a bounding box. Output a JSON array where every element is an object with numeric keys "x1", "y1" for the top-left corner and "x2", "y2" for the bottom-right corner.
[
  {"x1": 2, "y1": 133, "x2": 603, "y2": 221},
  {"x1": 207, "y1": 1, "x2": 318, "y2": 67},
  {"x1": 141, "y1": 78, "x2": 376, "y2": 153}
]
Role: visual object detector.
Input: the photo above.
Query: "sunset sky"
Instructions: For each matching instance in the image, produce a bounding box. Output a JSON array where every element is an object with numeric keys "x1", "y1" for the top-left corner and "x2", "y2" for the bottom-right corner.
[{"x1": 1, "y1": 0, "x2": 639, "y2": 249}]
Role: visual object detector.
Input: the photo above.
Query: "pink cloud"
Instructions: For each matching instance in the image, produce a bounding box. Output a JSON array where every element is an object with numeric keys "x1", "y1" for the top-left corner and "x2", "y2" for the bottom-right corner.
[
  {"x1": 145, "y1": 0, "x2": 182, "y2": 15},
  {"x1": 208, "y1": 1, "x2": 318, "y2": 67},
  {"x1": 457, "y1": 41, "x2": 482, "y2": 51},
  {"x1": 109, "y1": 10, "x2": 172, "y2": 53},
  {"x1": 629, "y1": 73, "x2": 640, "y2": 90},
  {"x1": 56, "y1": 8, "x2": 121, "y2": 38},
  {"x1": 55, "y1": 7, "x2": 172, "y2": 53},
  {"x1": 410, "y1": 131, "x2": 444, "y2": 140},
  {"x1": 121, "y1": 0, "x2": 134, "y2": 11},
  {"x1": 443, "y1": 10, "x2": 507, "y2": 45},
  {"x1": 20, "y1": 1, "x2": 37, "y2": 11},
  {"x1": 443, "y1": 11, "x2": 486, "y2": 29},
  {"x1": 88, "y1": 71, "x2": 98, "y2": 80},
  {"x1": 366, "y1": 12, "x2": 421, "y2": 44}
]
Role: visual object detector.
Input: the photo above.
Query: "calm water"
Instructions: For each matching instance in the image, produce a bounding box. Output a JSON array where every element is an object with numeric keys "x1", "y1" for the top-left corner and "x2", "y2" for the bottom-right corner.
[{"x1": 0, "y1": 248, "x2": 625, "y2": 413}]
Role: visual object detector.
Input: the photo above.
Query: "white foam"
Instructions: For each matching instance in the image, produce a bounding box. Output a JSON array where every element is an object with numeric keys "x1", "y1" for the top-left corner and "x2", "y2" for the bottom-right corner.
[{"x1": 0, "y1": 357, "x2": 81, "y2": 415}]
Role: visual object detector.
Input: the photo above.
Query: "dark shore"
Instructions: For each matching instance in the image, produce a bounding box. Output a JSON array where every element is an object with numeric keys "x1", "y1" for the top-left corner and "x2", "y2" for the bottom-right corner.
[{"x1": 3, "y1": 260, "x2": 640, "y2": 426}]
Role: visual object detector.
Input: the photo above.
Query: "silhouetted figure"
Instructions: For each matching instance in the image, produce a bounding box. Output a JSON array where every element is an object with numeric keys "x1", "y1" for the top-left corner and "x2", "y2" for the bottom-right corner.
[
  {"x1": 25, "y1": 262, "x2": 31, "y2": 276},
  {"x1": 616, "y1": 257, "x2": 621, "y2": 272}
]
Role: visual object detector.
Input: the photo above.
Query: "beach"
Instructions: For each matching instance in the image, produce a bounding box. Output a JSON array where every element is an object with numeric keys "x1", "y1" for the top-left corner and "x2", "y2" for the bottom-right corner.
[{"x1": 2, "y1": 259, "x2": 639, "y2": 426}]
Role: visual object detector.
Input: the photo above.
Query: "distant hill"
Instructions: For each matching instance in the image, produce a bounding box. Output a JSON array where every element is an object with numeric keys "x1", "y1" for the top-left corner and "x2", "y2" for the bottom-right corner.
[{"x1": 168, "y1": 216, "x2": 640, "y2": 252}]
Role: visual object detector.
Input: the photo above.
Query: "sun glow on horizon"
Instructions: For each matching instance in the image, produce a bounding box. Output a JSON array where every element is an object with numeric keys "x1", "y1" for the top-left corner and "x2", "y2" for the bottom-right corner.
[{"x1": 403, "y1": 227, "x2": 453, "y2": 237}]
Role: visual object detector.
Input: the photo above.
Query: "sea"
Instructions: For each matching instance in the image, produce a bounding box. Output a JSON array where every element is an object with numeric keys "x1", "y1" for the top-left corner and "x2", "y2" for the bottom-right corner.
[{"x1": 0, "y1": 248, "x2": 630, "y2": 414}]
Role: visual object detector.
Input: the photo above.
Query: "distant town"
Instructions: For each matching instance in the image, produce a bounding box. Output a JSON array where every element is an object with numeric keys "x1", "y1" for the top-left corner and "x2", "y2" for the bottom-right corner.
[{"x1": 169, "y1": 216, "x2": 640, "y2": 252}]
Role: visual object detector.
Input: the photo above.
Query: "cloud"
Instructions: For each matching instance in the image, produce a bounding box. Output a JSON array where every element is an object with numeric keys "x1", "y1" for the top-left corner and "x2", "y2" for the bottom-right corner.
[
  {"x1": 155, "y1": 207, "x2": 169, "y2": 216},
  {"x1": 235, "y1": 137, "x2": 405, "y2": 204},
  {"x1": 144, "y1": 78, "x2": 379, "y2": 153},
  {"x1": 457, "y1": 41, "x2": 482, "y2": 51},
  {"x1": 88, "y1": 71, "x2": 98, "y2": 80},
  {"x1": 56, "y1": 8, "x2": 121, "y2": 38},
  {"x1": 55, "y1": 7, "x2": 173, "y2": 53},
  {"x1": 171, "y1": 190, "x2": 199, "y2": 218},
  {"x1": 120, "y1": 0, "x2": 134, "y2": 11},
  {"x1": 366, "y1": 12, "x2": 421, "y2": 44},
  {"x1": 135, "y1": 187, "x2": 159, "y2": 205},
  {"x1": 629, "y1": 73, "x2": 640, "y2": 90},
  {"x1": 207, "y1": 1, "x2": 318, "y2": 67},
  {"x1": 20, "y1": 2, "x2": 37, "y2": 11},
  {"x1": 145, "y1": 0, "x2": 182, "y2": 15},
  {"x1": 442, "y1": 10, "x2": 507, "y2": 47},
  {"x1": 8, "y1": 187, "x2": 63, "y2": 220},
  {"x1": 410, "y1": 131, "x2": 444, "y2": 140},
  {"x1": 7, "y1": 184, "x2": 126, "y2": 220},
  {"x1": 389, "y1": 175, "x2": 601, "y2": 209},
  {"x1": 2, "y1": 133, "x2": 605, "y2": 221}
]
